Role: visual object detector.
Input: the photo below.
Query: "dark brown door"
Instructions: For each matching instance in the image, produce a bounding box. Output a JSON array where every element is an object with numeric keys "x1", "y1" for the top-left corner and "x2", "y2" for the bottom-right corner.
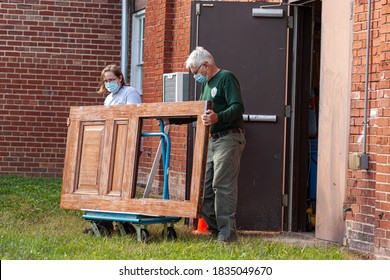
[{"x1": 190, "y1": 2, "x2": 288, "y2": 230}]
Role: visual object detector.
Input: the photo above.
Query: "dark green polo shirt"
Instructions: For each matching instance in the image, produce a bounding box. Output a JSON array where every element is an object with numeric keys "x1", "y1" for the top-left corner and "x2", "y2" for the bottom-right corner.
[{"x1": 200, "y1": 69, "x2": 244, "y2": 134}]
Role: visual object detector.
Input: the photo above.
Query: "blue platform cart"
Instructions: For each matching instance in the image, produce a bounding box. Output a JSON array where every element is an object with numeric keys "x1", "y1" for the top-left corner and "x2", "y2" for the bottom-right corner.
[{"x1": 82, "y1": 120, "x2": 181, "y2": 242}]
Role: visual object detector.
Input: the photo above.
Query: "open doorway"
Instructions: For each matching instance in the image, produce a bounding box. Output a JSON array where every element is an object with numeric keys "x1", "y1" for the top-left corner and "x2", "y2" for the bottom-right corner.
[{"x1": 289, "y1": 0, "x2": 322, "y2": 233}]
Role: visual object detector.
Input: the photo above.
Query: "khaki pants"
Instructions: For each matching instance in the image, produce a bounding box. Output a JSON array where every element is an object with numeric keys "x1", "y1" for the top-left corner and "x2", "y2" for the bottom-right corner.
[{"x1": 201, "y1": 131, "x2": 246, "y2": 241}]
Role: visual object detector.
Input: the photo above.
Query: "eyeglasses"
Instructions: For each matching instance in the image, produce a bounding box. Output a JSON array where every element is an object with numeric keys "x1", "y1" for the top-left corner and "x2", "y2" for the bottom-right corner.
[
  {"x1": 192, "y1": 64, "x2": 203, "y2": 76},
  {"x1": 104, "y1": 78, "x2": 118, "y2": 83}
]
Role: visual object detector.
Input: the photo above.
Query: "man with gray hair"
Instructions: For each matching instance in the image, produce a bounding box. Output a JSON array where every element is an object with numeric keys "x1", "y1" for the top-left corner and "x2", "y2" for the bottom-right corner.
[{"x1": 186, "y1": 46, "x2": 246, "y2": 242}]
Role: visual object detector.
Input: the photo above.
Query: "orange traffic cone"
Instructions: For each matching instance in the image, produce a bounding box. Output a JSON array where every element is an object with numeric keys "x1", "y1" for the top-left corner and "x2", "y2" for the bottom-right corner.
[{"x1": 193, "y1": 217, "x2": 210, "y2": 235}]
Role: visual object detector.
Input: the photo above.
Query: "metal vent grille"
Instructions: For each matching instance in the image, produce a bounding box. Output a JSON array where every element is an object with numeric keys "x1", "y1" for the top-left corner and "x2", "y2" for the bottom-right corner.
[{"x1": 163, "y1": 72, "x2": 189, "y2": 102}]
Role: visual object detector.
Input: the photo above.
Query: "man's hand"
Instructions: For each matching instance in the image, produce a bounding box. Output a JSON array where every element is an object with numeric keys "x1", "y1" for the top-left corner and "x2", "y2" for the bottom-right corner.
[
  {"x1": 156, "y1": 118, "x2": 169, "y2": 127},
  {"x1": 202, "y1": 109, "x2": 218, "y2": 126}
]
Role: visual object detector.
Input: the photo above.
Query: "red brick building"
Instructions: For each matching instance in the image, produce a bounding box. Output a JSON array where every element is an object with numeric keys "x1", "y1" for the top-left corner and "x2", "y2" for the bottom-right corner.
[
  {"x1": 345, "y1": 0, "x2": 390, "y2": 259},
  {"x1": 0, "y1": 0, "x2": 120, "y2": 177},
  {"x1": 1, "y1": 0, "x2": 389, "y2": 259}
]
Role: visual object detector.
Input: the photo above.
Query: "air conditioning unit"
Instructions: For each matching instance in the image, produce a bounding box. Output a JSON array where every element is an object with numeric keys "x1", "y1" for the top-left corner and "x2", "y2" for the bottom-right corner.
[{"x1": 163, "y1": 72, "x2": 189, "y2": 102}]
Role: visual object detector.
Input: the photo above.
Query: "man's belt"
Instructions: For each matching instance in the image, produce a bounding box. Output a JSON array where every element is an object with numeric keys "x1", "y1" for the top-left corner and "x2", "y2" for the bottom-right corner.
[{"x1": 211, "y1": 128, "x2": 244, "y2": 140}]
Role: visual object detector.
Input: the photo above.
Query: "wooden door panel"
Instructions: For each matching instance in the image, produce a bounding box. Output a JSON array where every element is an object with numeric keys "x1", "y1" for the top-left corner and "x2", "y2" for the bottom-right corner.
[
  {"x1": 108, "y1": 121, "x2": 129, "y2": 196},
  {"x1": 75, "y1": 122, "x2": 105, "y2": 194},
  {"x1": 61, "y1": 101, "x2": 210, "y2": 218}
]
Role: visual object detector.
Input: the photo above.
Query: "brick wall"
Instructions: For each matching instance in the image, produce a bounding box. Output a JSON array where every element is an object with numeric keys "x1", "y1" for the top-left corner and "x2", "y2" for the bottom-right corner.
[
  {"x1": 0, "y1": 0, "x2": 123, "y2": 177},
  {"x1": 347, "y1": 0, "x2": 390, "y2": 259}
]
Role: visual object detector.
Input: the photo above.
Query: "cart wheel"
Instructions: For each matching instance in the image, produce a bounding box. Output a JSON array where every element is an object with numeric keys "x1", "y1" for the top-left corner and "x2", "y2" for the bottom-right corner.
[
  {"x1": 97, "y1": 221, "x2": 114, "y2": 237},
  {"x1": 162, "y1": 227, "x2": 177, "y2": 241},
  {"x1": 123, "y1": 223, "x2": 136, "y2": 235},
  {"x1": 83, "y1": 227, "x2": 93, "y2": 235},
  {"x1": 140, "y1": 229, "x2": 150, "y2": 243},
  {"x1": 97, "y1": 224, "x2": 111, "y2": 237}
]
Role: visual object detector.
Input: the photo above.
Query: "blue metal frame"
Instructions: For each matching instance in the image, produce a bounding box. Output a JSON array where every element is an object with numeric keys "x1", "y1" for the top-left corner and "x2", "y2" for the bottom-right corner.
[
  {"x1": 141, "y1": 119, "x2": 171, "y2": 199},
  {"x1": 83, "y1": 211, "x2": 180, "y2": 225}
]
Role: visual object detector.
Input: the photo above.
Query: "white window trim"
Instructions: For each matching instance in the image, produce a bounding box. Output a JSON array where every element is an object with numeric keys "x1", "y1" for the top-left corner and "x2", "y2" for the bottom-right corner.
[{"x1": 130, "y1": 9, "x2": 145, "y2": 94}]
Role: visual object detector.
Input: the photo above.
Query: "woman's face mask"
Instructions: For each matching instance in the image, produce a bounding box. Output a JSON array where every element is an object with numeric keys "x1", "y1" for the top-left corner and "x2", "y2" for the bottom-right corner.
[{"x1": 105, "y1": 80, "x2": 120, "y2": 93}]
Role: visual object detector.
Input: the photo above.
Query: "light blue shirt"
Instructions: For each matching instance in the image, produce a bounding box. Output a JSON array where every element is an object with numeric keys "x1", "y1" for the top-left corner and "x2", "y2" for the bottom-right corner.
[{"x1": 104, "y1": 86, "x2": 141, "y2": 106}]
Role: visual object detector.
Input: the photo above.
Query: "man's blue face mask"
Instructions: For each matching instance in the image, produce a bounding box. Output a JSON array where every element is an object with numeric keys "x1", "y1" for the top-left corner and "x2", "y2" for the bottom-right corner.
[
  {"x1": 194, "y1": 73, "x2": 208, "y2": 83},
  {"x1": 192, "y1": 64, "x2": 208, "y2": 83}
]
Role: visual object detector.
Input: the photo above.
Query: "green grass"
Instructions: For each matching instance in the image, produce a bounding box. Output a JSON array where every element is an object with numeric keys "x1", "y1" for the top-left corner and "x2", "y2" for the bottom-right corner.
[{"x1": 0, "y1": 176, "x2": 363, "y2": 260}]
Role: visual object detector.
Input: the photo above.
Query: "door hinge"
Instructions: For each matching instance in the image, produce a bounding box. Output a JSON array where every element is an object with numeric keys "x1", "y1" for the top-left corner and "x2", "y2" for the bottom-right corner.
[
  {"x1": 288, "y1": 16, "x2": 294, "y2": 29},
  {"x1": 285, "y1": 105, "x2": 291, "y2": 118},
  {"x1": 282, "y1": 194, "x2": 289, "y2": 207},
  {"x1": 196, "y1": 3, "x2": 201, "y2": 15}
]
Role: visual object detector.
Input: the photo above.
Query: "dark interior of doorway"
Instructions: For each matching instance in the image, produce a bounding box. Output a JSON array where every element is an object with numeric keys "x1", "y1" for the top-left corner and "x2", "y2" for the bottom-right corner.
[{"x1": 288, "y1": 0, "x2": 322, "y2": 232}]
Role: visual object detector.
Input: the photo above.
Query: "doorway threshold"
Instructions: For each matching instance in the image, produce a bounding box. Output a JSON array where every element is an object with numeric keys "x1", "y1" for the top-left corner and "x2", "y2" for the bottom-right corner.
[{"x1": 239, "y1": 230, "x2": 339, "y2": 248}]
